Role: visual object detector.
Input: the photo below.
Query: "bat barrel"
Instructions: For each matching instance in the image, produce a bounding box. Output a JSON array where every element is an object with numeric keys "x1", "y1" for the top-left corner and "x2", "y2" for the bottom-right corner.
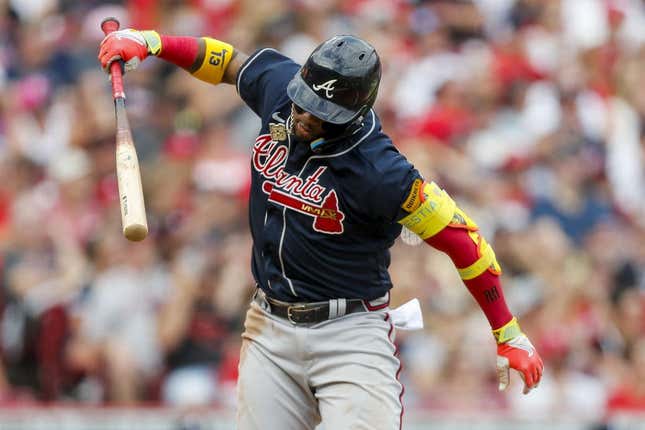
[
  {"x1": 124, "y1": 224, "x2": 148, "y2": 242},
  {"x1": 115, "y1": 131, "x2": 148, "y2": 242}
]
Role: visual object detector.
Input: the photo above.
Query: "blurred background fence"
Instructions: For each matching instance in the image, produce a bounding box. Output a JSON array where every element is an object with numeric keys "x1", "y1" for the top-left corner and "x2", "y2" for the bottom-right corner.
[
  {"x1": 0, "y1": 408, "x2": 641, "y2": 430},
  {"x1": 0, "y1": 0, "x2": 644, "y2": 428}
]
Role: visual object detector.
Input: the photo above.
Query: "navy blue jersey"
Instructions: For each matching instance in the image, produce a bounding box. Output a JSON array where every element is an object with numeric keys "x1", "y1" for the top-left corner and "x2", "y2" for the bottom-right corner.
[{"x1": 236, "y1": 48, "x2": 422, "y2": 302}]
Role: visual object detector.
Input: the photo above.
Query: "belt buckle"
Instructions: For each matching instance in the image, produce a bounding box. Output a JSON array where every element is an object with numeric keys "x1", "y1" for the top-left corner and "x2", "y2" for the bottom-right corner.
[{"x1": 287, "y1": 304, "x2": 308, "y2": 324}]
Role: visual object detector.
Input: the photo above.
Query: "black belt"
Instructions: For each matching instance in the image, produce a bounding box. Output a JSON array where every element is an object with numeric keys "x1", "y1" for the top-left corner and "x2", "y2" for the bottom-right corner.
[{"x1": 254, "y1": 290, "x2": 369, "y2": 325}]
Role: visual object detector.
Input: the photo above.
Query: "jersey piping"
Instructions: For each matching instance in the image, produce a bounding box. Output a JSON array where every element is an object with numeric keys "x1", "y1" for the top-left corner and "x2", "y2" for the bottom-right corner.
[
  {"x1": 275, "y1": 110, "x2": 377, "y2": 297},
  {"x1": 236, "y1": 48, "x2": 280, "y2": 95},
  {"x1": 279, "y1": 116, "x2": 297, "y2": 296}
]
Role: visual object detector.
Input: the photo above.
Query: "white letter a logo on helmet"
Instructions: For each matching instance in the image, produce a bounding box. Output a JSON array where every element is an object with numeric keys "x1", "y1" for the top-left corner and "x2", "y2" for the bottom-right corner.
[{"x1": 312, "y1": 79, "x2": 337, "y2": 99}]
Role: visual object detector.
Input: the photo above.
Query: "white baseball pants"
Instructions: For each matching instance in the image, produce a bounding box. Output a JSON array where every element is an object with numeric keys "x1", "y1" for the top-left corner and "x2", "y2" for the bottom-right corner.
[{"x1": 236, "y1": 298, "x2": 404, "y2": 429}]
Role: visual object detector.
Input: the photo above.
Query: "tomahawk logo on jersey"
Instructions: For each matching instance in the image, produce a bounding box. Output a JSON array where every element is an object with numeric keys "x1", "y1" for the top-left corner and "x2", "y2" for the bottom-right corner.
[{"x1": 237, "y1": 48, "x2": 420, "y2": 302}]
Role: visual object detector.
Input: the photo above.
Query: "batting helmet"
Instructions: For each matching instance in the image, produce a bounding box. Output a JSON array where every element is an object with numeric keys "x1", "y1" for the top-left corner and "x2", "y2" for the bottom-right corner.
[{"x1": 287, "y1": 35, "x2": 381, "y2": 126}]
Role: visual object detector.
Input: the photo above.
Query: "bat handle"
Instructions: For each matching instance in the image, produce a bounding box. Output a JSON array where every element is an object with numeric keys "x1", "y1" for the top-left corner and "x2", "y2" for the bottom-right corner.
[
  {"x1": 100, "y1": 17, "x2": 120, "y2": 35},
  {"x1": 100, "y1": 17, "x2": 126, "y2": 100}
]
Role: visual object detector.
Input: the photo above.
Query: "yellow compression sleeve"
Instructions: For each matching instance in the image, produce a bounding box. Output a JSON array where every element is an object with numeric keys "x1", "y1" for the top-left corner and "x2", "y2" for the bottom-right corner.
[
  {"x1": 398, "y1": 180, "x2": 502, "y2": 279},
  {"x1": 398, "y1": 182, "x2": 456, "y2": 239},
  {"x1": 191, "y1": 37, "x2": 234, "y2": 85}
]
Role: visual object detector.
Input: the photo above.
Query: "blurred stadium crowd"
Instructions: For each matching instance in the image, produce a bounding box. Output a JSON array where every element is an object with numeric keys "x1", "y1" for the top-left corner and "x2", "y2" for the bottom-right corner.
[{"x1": 0, "y1": 0, "x2": 643, "y2": 425}]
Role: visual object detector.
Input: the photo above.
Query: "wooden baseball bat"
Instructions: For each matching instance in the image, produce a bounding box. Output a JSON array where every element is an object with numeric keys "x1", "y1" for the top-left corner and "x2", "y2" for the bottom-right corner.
[{"x1": 101, "y1": 17, "x2": 148, "y2": 241}]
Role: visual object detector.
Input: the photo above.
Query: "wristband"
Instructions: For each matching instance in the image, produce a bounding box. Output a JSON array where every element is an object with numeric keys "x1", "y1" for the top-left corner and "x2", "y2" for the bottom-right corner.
[
  {"x1": 492, "y1": 316, "x2": 523, "y2": 344},
  {"x1": 141, "y1": 30, "x2": 162, "y2": 56}
]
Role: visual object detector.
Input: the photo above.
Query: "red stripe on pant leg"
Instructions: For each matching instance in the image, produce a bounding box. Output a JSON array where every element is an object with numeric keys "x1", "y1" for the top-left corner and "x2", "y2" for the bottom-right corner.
[
  {"x1": 363, "y1": 292, "x2": 390, "y2": 311},
  {"x1": 385, "y1": 313, "x2": 404, "y2": 430}
]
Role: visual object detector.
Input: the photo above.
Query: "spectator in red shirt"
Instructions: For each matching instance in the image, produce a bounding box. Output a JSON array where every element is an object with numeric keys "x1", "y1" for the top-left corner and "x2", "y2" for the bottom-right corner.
[{"x1": 410, "y1": 80, "x2": 475, "y2": 145}]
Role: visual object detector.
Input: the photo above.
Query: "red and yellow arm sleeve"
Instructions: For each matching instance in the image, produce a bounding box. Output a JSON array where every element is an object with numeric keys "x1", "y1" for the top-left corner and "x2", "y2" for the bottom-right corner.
[
  {"x1": 145, "y1": 34, "x2": 234, "y2": 85},
  {"x1": 398, "y1": 180, "x2": 512, "y2": 329}
]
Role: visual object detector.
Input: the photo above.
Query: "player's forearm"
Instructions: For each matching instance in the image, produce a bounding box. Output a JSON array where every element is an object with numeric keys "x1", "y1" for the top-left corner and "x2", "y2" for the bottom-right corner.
[
  {"x1": 157, "y1": 35, "x2": 200, "y2": 69},
  {"x1": 398, "y1": 181, "x2": 544, "y2": 391},
  {"x1": 424, "y1": 226, "x2": 512, "y2": 328},
  {"x1": 397, "y1": 180, "x2": 513, "y2": 329},
  {"x1": 155, "y1": 34, "x2": 248, "y2": 85}
]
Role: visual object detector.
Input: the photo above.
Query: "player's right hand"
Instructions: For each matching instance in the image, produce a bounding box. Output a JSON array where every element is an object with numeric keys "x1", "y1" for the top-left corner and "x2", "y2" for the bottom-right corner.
[
  {"x1": 98, "y1": 29, "x2": 160, "y2": 74},
  {"x1": 493, "y1": 317, "x2": 544, "y2": 395}
]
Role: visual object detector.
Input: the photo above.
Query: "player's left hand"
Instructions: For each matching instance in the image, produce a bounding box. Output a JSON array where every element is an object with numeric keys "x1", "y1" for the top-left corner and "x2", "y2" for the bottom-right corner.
[{"x1": 493, "y1": 318, "x2": 543, "y2": 394}]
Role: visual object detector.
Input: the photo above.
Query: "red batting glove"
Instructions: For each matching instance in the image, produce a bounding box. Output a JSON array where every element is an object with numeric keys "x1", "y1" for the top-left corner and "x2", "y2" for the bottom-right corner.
[
  {"x1": 493, "y1": 317, "x2": 544, "y2": 395},
  {"x1": 98, "y1": 29, "x2": 161, "y2": 74}
]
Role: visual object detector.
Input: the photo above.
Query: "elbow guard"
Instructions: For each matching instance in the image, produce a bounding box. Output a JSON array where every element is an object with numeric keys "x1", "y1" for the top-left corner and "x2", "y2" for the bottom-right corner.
[
  {"x1": 190, "y1": 38, "x2": 234, "y2": 85},
  {"x1": 398, "y1": 180, "x2": 501, "y2": 280}
]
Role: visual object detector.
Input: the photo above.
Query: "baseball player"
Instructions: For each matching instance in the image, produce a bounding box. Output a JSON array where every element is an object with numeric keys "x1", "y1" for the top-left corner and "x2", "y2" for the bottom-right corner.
[{"x1": 99, "y1": 29, "x2": 544, "y2": 429}]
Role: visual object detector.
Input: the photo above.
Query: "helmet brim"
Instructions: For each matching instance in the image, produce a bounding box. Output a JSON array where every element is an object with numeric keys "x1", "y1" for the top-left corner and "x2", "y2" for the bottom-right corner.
[{"x1": 287, "y1": 73, "x2": 358, "y2": 125}]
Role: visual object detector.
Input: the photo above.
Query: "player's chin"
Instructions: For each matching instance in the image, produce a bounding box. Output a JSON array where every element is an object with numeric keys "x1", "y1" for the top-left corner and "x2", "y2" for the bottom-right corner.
[{"x1": 294, "y1": 124, "x2": 321, "y2": 142}]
